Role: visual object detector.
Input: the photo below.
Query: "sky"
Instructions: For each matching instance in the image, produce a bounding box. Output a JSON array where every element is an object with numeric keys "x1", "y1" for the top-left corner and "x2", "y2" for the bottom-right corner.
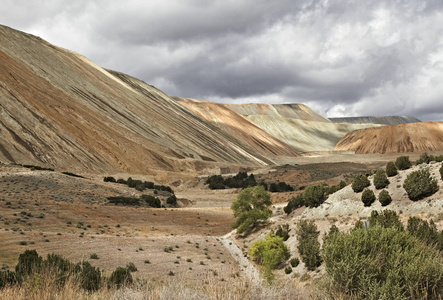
[{"x1": 2, "y1": 0, "x2": 443, "y2": 121}]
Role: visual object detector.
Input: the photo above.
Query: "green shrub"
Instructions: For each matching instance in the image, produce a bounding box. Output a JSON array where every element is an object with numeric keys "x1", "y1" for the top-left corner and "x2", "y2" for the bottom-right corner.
[
  {"x1": 303, "y1": 185, "x2": 326, "y2": 208},
  {"x1": 351, "y1": 175, "x2": 370, "y2": 193},
  {"x1": 416, "y1": 152, "x2": 435, "y2": 165},
  {"x1": 386, "y1": 161, "x2": 398, "y2": 177},
  {"x1": 322, "y1": 224, "x2": 443, "y2": 299},
  {"x1": 15, "y1": 249, "x2": 42, "y2": 278},
  {"x1": 440, "y1": 163, "x2": 443, "y2": 180},
  {"x1": 403, "y1": 169, "x2": 438, "y2": 201},
  {"x1": 407, "y1": 217, "x2": 443, "y2": 251},
  {"x1": 44, "y1": 253, "x2": 74, "y2": 286},
  {"x1": 126, "y1": 262, "x2": 137, "y2": 272},
  {"x1": 166, "y1": 195, "x2": 177, "y2": 206},
  {"x1": 108, "y1": 266, "x2": 132, "y2": 288},
  {"x1": 296, "y1": 220, "x2": 322, "y2": 271},
  {"x1": 361, "y1": 189, "x2": 375, "y2": 207},
  {"x1": 395, "y1": 156, "x2": 412, "y2": 170},
  {"x1": 0, "y1": 270, "x2": 17, "y2": 288},
  {"x1": 284, "y1": 194, "x2": 304, "y2": 214},
  {"x1": 231, "y1": 186, "x2": 272, "y2": 235},
  {"x1": 373, "y1": 169, "x2": 389, "y2": 189},
  {"x1": 325, "y1": 180, "x2": 347, "y2": 196},
  {"x1": 284, "y1": 266, "x2": 292, "y2": 274},
  {"x1": 249, "y1": 232, "x2": 289, "y2": 281},
  {"x1": 289, "y1": 257, "x2": 300, "y2": 268},
  {"x1": 75, "y1": 261, "x2": 102, "y2": 291},
  {"x1": 378, "y1": 190, "x2": 392, "y2": 206},
  {"x1": 104, "y1": 176, "x2": 116, "y2": 182},
  {"x1": 89, "y1": 253, "x2": 99, "y2": 259},
  {"x1": 368, "y1": 210, "x2": 403, "y2": 231},
  {"x1": 274, "y1": 224, "x2": 290, "y2": 241}
]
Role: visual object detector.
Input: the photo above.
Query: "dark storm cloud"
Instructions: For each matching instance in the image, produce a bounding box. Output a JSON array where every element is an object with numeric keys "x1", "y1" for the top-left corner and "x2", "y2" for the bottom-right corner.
[{"x1": 1, "y1": 0, "x2": 443, "y2": 121}]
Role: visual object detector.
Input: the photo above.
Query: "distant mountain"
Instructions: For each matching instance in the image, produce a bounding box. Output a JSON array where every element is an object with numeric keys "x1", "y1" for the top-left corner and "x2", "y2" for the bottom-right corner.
[
  {"x1": 329, "y1": 116, "x2": 421, "y2": 125},
  {"x1": 335, "y1": 122, "x2": 443, "y2": 154}
]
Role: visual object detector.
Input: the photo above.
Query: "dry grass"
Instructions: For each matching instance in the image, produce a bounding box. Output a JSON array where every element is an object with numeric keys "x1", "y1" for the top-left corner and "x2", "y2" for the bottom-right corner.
[{"x1": 0, "y1": 272, "x2": 309, "y2": 300}]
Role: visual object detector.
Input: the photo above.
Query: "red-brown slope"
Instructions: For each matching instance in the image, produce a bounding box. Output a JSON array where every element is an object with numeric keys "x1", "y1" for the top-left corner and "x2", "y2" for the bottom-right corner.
[
  {"x1": 0, "y1": 25, "x2": 299, "y2": 174},
  {"x1": 179, "y1": 101, "x2": 300, "y2": 163},
  {"x1": 335, "y1": 122, "x2": 443, "y2": 154}
]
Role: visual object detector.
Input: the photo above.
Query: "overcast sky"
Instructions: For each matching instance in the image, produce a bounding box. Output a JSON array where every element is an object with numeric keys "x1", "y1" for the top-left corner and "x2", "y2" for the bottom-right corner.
[{"x1": 2, "y1": 0, "x2": 443, "y2": 121}]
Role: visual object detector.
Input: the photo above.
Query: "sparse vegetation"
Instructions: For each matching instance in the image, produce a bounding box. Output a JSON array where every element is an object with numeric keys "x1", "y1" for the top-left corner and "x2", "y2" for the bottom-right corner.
[
  {"x1": 403, "y1": 169, "x2": 439, "y2": 201},
  {"x1": 284, "y1": 181, "x2": 346, "y2": 214},
  {"x1": 416, "y1": 152, "x2": 443, "y2": 165},
  {"x1": 105, "y1": 177, "x2": 174, "y2": 194},
  {"x1": 231, "y1": 186, "x2": 272, "y2": 235},
  {"x1": 206, "y1": 171, "x2": 293, "y2": 192}
]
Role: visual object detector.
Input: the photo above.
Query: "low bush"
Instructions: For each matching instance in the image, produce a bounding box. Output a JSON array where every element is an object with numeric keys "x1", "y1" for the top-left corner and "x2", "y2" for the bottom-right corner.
[
  {"x1": 322, "y1": 222, "x2": 443, "y2": 299},
  {"x1": 351, "y1": 175, "x2": 370, "y2": 193},
  {"x1": 361, "y1": 189, "x2": 375, "y2": 207},
  {"x1": 274, "y1": 224, "x2": 290, "y2": 241},
  {"x1": 108, "y1": 266, "x2": 133, "y2": 288},
  {"x1": 75, "y1": 261, "x2": 102, "y2": 291},
  {"x1": 296, "y1": 220, "x2": 322, "y2": 271},
  {"x1": 385, "y1": 161, "x2": 398, "y2": 177},
  {"x1": 289, "y1": 257, "x2": 300, "y2": 268},
  {"x1": 104, "y1": 176, "x2": 116, "y2": 182},
  {"x1": 249, "y1": 232, "x2": 289, "y2": 281},
  {"x1": 407, "y1": 217, "x2": 443, "y2": 251},
  {"x1": 395, "y1": 156, "x2": 412, "y2": 170},
  {"x1": 440, "y1": 163, "x2": 443, "y2": 180},
  {"x1": 373, "y1": 169, "x2": 389, "y2": 189},
  {"x1": 378, "y1": 190, "x2": 392, "y2": 206},
  {"x1": 403, "y1": 169, "x2": 438, "y2": 201},
  {"x1": 284, "y1": 194, "x2": 304, "y2": 214},
  {"x1": 368, "y1": 210, "x2": 403, "y2": 231},
  {"x1": 126, "y1": 262, "x2": 137, "y2": 272},
  {"x1": 416, "y1": 152, "x2": 434, "y2": 165},
  {"x1": 303, "y1": 185, "x2": 326, "y2": 208}
]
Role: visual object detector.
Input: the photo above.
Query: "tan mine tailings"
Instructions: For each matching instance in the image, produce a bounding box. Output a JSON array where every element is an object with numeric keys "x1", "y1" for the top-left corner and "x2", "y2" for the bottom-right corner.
[
  {"x1": 0, "y1": 25, "x2": 299, "y2": 174},
  {"x1": 335, "y1": 122, "x2": 443, "y2": 154}
]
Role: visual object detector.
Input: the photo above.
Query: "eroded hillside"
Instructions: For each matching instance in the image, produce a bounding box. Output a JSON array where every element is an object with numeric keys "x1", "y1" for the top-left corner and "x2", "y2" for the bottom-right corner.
[
  {"x1": 0, "y1": 25, "x2": 299, "y2": 174},
  {"x1": 223, "y1": 103, "x2": 377, "y2": 151},
  {"x1": 335, "y1": 122, "x2": 443, "y2": 154}
]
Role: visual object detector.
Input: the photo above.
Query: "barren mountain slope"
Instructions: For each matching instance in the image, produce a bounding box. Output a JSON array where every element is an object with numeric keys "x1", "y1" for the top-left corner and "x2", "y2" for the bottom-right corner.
[
  {"x1": 335, "y1": 122, "x2": 443, "y2": 154},
  {"x1": 329, "y1": 116, "x2": 421, "y2": 125},
  {"x1": 0, "y1": 25, "x2": 299, "y2": 174},
  {"x1": 178, "y1": 100, "x2": 300, "y2": 160},
  {"x1": 219, "y1": 103, "x2": 377, "y2": 151}
]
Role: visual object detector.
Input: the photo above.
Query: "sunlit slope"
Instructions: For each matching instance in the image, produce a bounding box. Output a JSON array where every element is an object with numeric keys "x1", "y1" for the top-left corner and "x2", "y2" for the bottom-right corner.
[{"x1": 335, "y1": 122, "x2": 443, "y2": 154}]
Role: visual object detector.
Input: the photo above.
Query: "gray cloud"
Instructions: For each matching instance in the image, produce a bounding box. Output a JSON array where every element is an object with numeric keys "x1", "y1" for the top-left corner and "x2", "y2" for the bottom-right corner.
[{"x1": 1, "y1": 0, "x2": 443, "y2": 121}]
